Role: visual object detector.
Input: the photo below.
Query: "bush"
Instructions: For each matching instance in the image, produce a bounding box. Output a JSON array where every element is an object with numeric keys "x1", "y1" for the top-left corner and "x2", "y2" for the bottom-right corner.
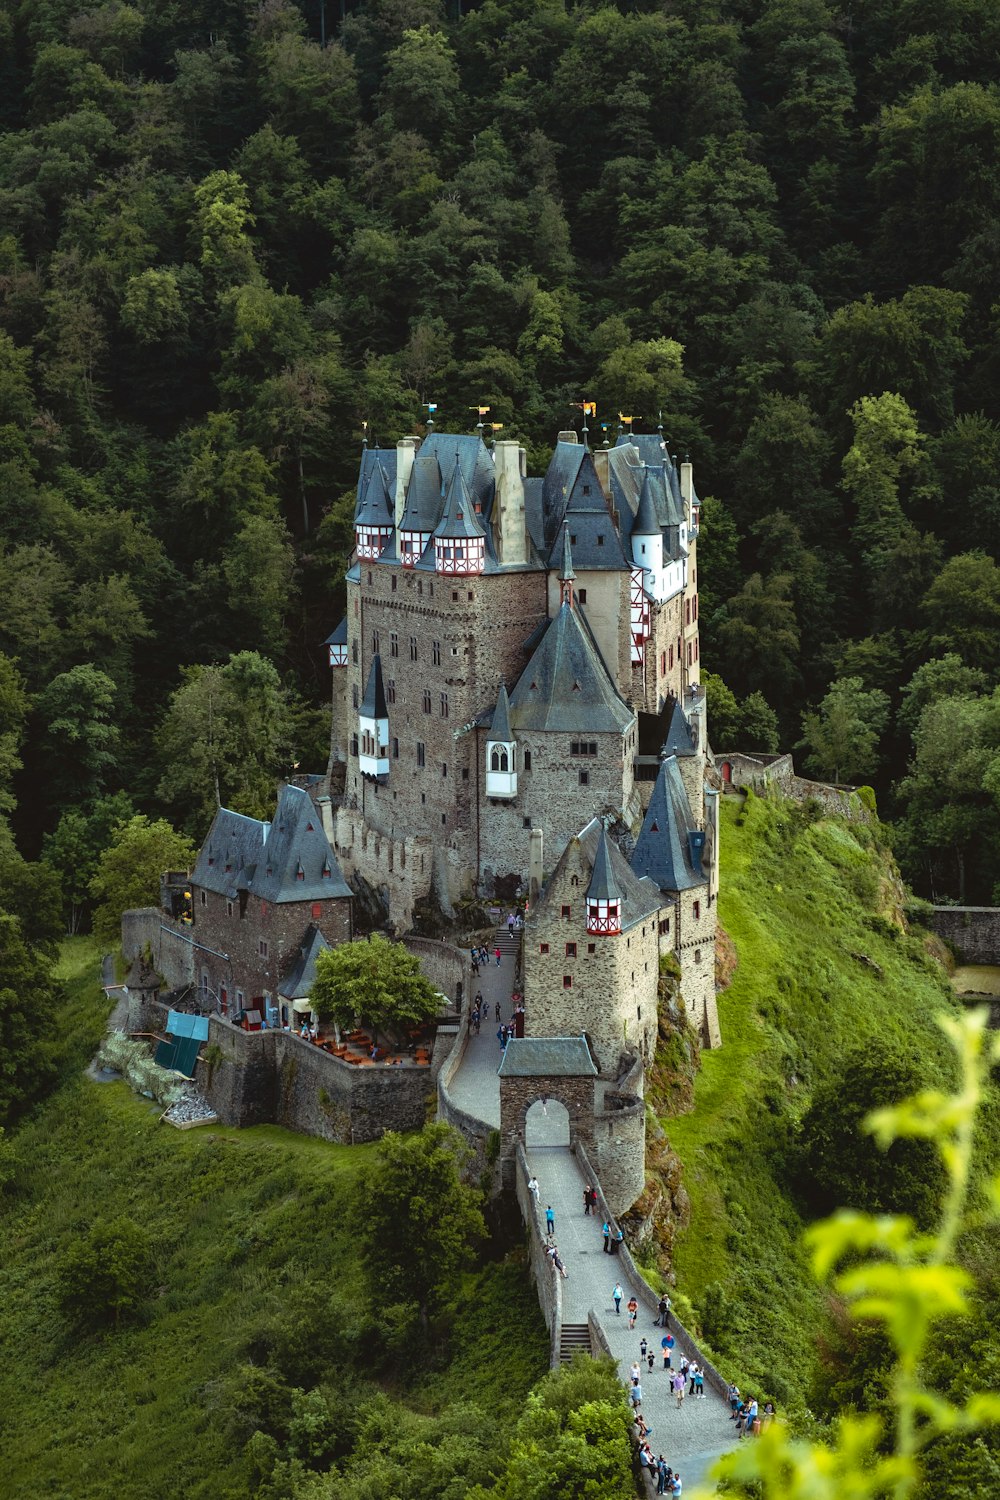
[{"x1": 57, "y1": 1215, "x2": 153, "y2": 1329}]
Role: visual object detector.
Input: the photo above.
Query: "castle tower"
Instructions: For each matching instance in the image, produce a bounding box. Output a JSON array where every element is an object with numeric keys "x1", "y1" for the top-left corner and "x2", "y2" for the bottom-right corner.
[
  {"x1": 355, "y1": 463, "x2": 394, "y2": 560},
  {"x1": 586, "y1": 825, "x2": 622, "y2": 935},
  {"x1": 433, "y1": 457, "x2": 486, "y2": 575},
  {"x1": 358, "y1": 653, "x2": 389, "y2": 781},
  {"x1": 398, "y1": 453, "x2": 440, "y2": 567},
  {"x1": 486, "y1": 681, "x2": 517, "y2": 799}
]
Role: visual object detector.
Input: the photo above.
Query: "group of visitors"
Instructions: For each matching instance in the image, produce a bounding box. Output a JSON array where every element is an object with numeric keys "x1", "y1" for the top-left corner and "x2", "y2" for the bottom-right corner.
[
  {"x1": 602, "y1": 1220, "x2": 625, "y2": 1254},
  {"x1": 727, "y1": 1383, "x2": 774, "y2": 1437},
  {"x1": 470, "y1": 944, "x2": 503, "y2": 974}
]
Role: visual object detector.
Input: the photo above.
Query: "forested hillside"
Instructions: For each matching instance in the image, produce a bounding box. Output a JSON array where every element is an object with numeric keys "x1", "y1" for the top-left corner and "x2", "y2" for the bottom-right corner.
[{"x1": 1, "y1": 0, "x2": 1000, "y2": 953}]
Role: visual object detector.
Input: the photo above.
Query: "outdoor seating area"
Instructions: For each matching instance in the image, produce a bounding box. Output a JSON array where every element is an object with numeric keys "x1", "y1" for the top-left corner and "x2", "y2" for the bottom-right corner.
[{"x1": 302, "y1": 1026, "x2": 434, "y2": 1068}]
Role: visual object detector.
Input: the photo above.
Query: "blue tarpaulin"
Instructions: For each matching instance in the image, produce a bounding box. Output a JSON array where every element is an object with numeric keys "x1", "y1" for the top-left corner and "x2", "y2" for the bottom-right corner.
[{"x1": 166, "y1": 1011, "x2": 210, "y2": 1041}]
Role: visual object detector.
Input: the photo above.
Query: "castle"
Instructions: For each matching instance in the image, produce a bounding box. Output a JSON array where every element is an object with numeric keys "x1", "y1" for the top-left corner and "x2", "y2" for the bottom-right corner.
[{"x1": 323, "y1": 425, "x2": 720, "y2": 1069}]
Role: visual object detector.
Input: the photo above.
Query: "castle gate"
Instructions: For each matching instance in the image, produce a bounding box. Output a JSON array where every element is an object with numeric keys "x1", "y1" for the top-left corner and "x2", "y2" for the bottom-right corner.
[{"x1": 498, "y1": 1036, "x2": 598, "y2": 1165}]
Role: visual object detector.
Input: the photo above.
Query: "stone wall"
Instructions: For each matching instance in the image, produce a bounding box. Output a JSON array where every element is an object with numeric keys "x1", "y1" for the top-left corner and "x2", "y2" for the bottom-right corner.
[
  {"x1": 121, "y1": 907, "x2": 193, "y2": 993},
  {"x1": 436, "y1": 1014, "x2": 497, "y2": 1181},
  {"x1": 928, "y1": 906, "x2": 1000, "y2": 964},
  {"x1": 515, "y1": 1142, "x2": 563, "y2": 1370},
  {"x1": 716, "y1": 750, "x2": 872, "y2": 824},
  {"x1": 401, "y1": 935, "x2": 469, "y2": 1009},
  {"x1": 499, "y1": 1073, "x2": 596, "y2": 1180},
  {"x1": 592, "y1": 1060, "x2": 647, "y2": 1215}
]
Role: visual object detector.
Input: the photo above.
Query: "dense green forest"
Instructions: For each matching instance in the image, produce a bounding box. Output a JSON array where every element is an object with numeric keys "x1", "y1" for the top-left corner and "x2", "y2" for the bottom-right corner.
[{"x1": 2, "y1": 0, "x2": 1000, "y2": 918}]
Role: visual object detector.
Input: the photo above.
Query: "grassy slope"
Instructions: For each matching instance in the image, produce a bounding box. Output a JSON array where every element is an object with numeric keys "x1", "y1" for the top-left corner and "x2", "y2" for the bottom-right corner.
[
  {"x1": 662, "y1": 792, "x2": 960, "y2": 1406},
  {"x1": 0, "y1": 945, "x2": 547, "y2": 1500}
]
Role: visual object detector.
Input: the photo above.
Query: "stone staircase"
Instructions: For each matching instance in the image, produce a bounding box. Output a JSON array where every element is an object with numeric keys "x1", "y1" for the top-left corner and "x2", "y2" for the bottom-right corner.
[
  {"x1": 492, "y1": 924, "x2": 522, "y2": 966},
  {"x1": 559, "y1": 1323, "x2": 592, "y2": 1362}
]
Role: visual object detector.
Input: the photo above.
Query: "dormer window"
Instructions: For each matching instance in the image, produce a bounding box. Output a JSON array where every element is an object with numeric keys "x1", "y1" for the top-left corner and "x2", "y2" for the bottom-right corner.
[{"x1": 586, "y1": 897, "x2": 621, "y2": 935}]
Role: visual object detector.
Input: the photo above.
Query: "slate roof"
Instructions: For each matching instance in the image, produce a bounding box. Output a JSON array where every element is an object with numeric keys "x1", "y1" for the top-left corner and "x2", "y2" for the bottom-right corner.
[
  {"x1": 418, "y1": 432, "x2": 495, "y2": 517},
  {"x1": 354, "y1": 447, "x2": 397, "y2": 521},
  {"x1": 279, "y1": 924, "x2": 332, "y2": 1000},
  {"x1": 433, "y1": 457, "x2": 487, "y2": 540},
  {"x1": 633, "y1": 467, "x2": 661, "y2": 538},
  {"x1": 663, "y1": 700, "x2": 696, "y2": 757},
  {"x1": 497, "y1": 1035, "x2": 598, "y2": 1078},
  {"x1": 399, "y1": 453, "x2": 444, "y2": 534},
  {"x1": 192, "y1": 785, "x2": 352, "y2": 903},
  {"x1": 586, "y1": 824, "x2": 622, "y2": 903},
  {"x1": 355, "y1": 461, "x2": 394, "y2": 529},
  {"x1": 508, "y1": 601, "x2": 634, "y2": 734},
  {"x1": 541, "y1": 440, "x2": 586, "y2": 548},
  {"x1": 630, "y1": 755, "x2": 707, "y2": 894},
  {"x1": 532, "y1": 818, "x2": 660, "y2": 932},
  {"x1": 360, "y1": 654, "x2": 388, "y2": 719},
  {"x1": 324, "y1": 618, "x2": 347, "y2": 647},
  {"x1": 489, "y1": 680, "x2": 513, "y2": 742},
  {"x1": 558, "y1": 523, "x2": 575, "y2": 580},
  {"x1": 545, "y1": 450, "x2": 630, "y2": 572}
]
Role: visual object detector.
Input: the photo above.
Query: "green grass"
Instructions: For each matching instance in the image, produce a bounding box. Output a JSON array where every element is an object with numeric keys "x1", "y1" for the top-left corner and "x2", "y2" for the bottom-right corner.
[
  {"x1": 660, "y1": 793, "x2": 961, "y2": 1406},
  {"x1": 51, "y1": 935, "x2": 111, "y2": 1078}
]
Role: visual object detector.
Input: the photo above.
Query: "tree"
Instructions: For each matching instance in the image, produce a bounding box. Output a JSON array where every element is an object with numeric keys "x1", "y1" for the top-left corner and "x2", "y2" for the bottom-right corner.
[
  {"x1": 221, "y1": 515, "x2": 295, "y2": 658},
  {"x1": 42, "y1": 792, "x2": 134, "y2": 934},
  {"x1": 356, "y1": 1123, "x2": 485, "y2": 1325},
  {"x1": 57, "y1": 1215, "x2": 153, "y2": 1329},
  {"x1": 311, "y1": 934, "x2": 441, "y2": 1040},
  {"x1": 841, "y1": 392, "x2": 922, "y2": 582},
  {"x1": 0, "y1": 914, "x2": 58, "y2": 1123},
  {"x1": 800, "y1": 676, "x2": 890, "y2": 784},
  {"x1": 716, "y1": 571, "x2": 801, "y2": 705},
  {"x1": 923, "y1": 552, "x2": 1000, "y2": 676},
  {"x1": 89, "y1": 815, "x2": 195, "y2": 946},
  {"x1": 0, "y1": 651, "x2": 27, "y2": 813},
  {"x1": 36, "y1": 663, "x2": 120, "y2": 806},
  {"x1": 156, "y1": 652, "x2": 292, "y2": 833},
  {"x1": 740, "y1": 691, "x2": 780, "y2": 753}
]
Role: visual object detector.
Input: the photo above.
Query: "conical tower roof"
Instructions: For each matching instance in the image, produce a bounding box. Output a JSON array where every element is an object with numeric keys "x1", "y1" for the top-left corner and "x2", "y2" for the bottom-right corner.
[
  {"x1": 433, "y1": 456, "x2": 486, "y2": 541},
  {"x1": 360, "y1": 653, "x2": 388, "y2": 719},
  {"x1": 630, "y1": 755, "x2": 705, "y2": 893},
  {"x1": 399, "y1": 453, "x2": 444, "y2": 533},
  {"x1": 489, "y1": 680, "x2": 513, "y2": 742},
  {"x1": 633, "y1": 467, "x2": 661, "y2": 537},
  {"x1": 355, "y1": 462, "x2": 393, "y2": 528},
  {"x1": 559, "y1": 523, "x2": 576, "y2": 581},
  {"x1": 509, "y1": 601, "x2": 633, "y2": 733},
  {"x1": 586, "y1": 824, "x2": 622, "y2": 903}
]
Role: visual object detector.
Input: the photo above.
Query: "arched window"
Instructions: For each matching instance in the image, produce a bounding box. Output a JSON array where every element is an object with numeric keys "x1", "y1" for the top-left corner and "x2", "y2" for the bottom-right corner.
[{"x1": 490, "y1": 747, "x2": 508, "y2": 773}]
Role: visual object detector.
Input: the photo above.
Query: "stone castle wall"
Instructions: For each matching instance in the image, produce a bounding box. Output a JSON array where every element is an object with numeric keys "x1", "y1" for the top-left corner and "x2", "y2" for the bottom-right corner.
[
  {"x1": 121, "y1": 907, "x2": 193, "y2": 993},
  {"x1": 189, "y1": 885, "x2": 352, "y2": 1012},
  {"x1": 927, "y1": 906, "x2": 1000, "y2": 964}
]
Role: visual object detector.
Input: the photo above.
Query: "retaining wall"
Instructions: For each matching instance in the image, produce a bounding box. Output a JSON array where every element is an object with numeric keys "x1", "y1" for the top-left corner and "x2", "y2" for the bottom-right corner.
[
  {"x1": 928, "y1": 906, "x2": 1000, "y2": 964},
  {"x1": 516, "y1": 1142, "x2": 562, "y2": 1370}
]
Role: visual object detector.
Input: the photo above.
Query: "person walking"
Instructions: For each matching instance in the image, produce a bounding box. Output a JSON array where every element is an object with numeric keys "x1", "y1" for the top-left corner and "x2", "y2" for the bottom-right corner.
[
  {"x1": 495, "y1": 1000, "x2": 501, "y2": 1023},
  {"x1": 688, "y1": 1362, "x2": 699, "y2": 1397},
  {"x1": 602, "y1": 1221, "x2": 611, "y2": 1253},
  {"x1": 630, "y1": 1378, "x2": 642, "y2": 1409},
  {"x1": 508, "y1": 912, "x2": 515, "y2": 937},
  {"x1": 662, "y1": 1333, "x2": 675, "y2": 1370},
  {"x1": 671, "y1": 1473, "x2": 682, "y2": 1497},
  {"x1": 640, "y1": 1337, "x2": 648, "y2": 1363},
  {"x1": 727, "y1": 1382, "x2": 740, "y2": 1420},
  {"x1": 588, "y1": 1186, "x2": 598, "y2": 1214},
  {"x1": 583, "y1": 1184, "x2": 592, "y2": 1215},
  {"x1": 545, "y1": 1204, "x2": 555, "y2": 1235},
  {"x1": 694, "y1": 1367, "x2": 705, "y2": 1399},
  {"x1": 672, "y1": 1371, "x2": 685, "y2": 1409},
  {"x1": 647, "y1": 1351, "x2": 655, "y2": 1376},
  {"x1": 612, "y1": 1282, "x2": 623, "y2": 1315},
  {"x1": 627, "y1": 1296, "x2": 639, "y2": 1330},
  {"x1": 495, "y1": 946, "x2": 501, "y2": 967},
  {"x1": 527, "y1": 1175, "x2": 539, "y2": 1201},
  {"x1": 656, "y1": 1294, "x2": 671, "y2": 1327}
]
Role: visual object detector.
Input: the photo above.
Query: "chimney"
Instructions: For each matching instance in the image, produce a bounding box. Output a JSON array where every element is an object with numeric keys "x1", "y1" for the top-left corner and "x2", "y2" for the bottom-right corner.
[
  {"x1": 528, "y1": 827, "x2": 544, "y2": 908},
  {"x1": 394, "y1": 437, "x2": 419, "y2": 528},
  {"x1": 592, "y1": 448, "x2": 612, "y2": 502},
  {"x1": 557, "y1": 429, "x2": 578, "y2": 445},
  {"x1": 494, "y1": 439, "x2": 527, "y2": 566},
  {"x1": 680, "y1": 457, "x2": 694, "y2": 524}
]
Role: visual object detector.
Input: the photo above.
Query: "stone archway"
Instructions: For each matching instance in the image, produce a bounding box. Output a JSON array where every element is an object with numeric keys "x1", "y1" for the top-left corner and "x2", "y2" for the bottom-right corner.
[{"x1": 525, "y1": 1096, "x2": 570, "y2": 1148}]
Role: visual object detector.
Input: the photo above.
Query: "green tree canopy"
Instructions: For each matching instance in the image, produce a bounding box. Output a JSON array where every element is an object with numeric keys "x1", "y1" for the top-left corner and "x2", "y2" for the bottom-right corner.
[
  {"x1": 89, "y1": 814, "x2": 195, "y2": 946},
  {"x1": 310, "y1": 933, "x2": 441, "y2": 1038},
  {"x1": 356, "y1": 1122, "x2": 485, "y2": 1324},
  {"x1": 800, "y1": 675, "x2": 890, "y2": 784},
  {"x1": 57, "y1": 1215, "x2": 153, "y2": 1329}
]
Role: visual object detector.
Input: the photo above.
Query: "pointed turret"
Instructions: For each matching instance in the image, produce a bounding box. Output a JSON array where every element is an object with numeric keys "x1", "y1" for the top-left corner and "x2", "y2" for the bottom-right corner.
[
  {"x1": 433, "y1": 456, "x2": 486, "y2": 575},
  {"x1": 355, "y1": 464, "x2": 394, "y2": 560},
  {"x1": 631, "y1": 465, "x2": 666, "y2": 603},
  {"x1": 358, "y1": 654, "x2": 389, "y2": 780},
  {"x1": 485, "y1": 680, "x2": 517, "y2": 799},
  {"x1": 586, "y1": 825, "x2": 622, "y2": 935},
  {"x1": 398, "y1": 453, "x2": 443, "y2": 566},
  {"x1": 631, "y1": 755, "x2": 706, "y2": 894}
]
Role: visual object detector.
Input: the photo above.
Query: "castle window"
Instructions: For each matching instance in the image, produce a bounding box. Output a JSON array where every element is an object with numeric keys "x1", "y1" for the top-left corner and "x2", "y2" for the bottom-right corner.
[
  {"x1": 418, "y1": 580, "x2": 423, "y2": 596},
  {"x1": 523, "y1": 816, "x2": 531, "y2": 827},
  {"x1": 582, "y1": 484, "x2": 591, "y2": 496},
  {"x1": 390, "y1": 632, "x2": 398, "y2": 657},
  {"x1": 440, "y1": 692, "x2": 449, "y2": 718},
  {"x1": 441, "y1": 813, "x2": 447, "y2": 824},
  {"x1": 452, "y1": 590, "x2": 459, "y2": 602},
  {"x1": 579, "y1": 769, "x2": 589, "y2": 785},
  {"x1": 352, "y1": 640, "x2": 358, "y2": 663},
  {"x1": 668, "y1": 645, "x2": 674, "y2": 669},
  {"x1": 523, "y1": 751, "x2": 532, "y2": 770},
  {"x1": 391, "y1": 574, "x2": 397, "y2": 592},
  {"x1": 659, "y1": 918, "x2": 670, "y2": 935},
  {"x1": 417, "y1": 742, "x2": 425, "y2": 767},
  {"x1": 392, "y1": 737, "x2": 399, "y2": 758},
  {"x1": 570, "y1": 741, "x2": 598, "y2": 756},
  {"x1": 597, "y1": 534, "x2": 604, "y2": 546},
  {"x1": 562, "y1": 975, "x2": 573, "y2": 989},
  {"x1": 259, "y1": 940, "x2": 269, "y2": 958},
  {"x1": 637, "y1": 1006, "x2": 642, "y2": 1021},
  {"x1": 227, "y1": 900, "x2": 233, "y2": 917},
  {"x1": 367, "y1": 571, "x2": 372, "y2": 585},
  {"x1": 423, "y1": 690, "x2": 432, "y2": 713},
  {"x1": 561, "y1": 904, "x2": 571, "y2": 919},
  {"x1": 372, "y1": 629, "x2": 380, "y2": 653},
  {"x1": 387, "y1": 681, "x2": 396, "y2": 704},
  {"x1": 693, "y1": 900, "x2": 701, "y2": 920},
  {"x1": 539, "y1": 943, "x2": 549, "y2": 954},
  {"x1": 433, "y1": 640, "x2": 441, "y2": 666},
  {"x1": 661, "y1": 652, "x2": 666, "y2": 675},
  {"x1": 695, "y1": 949, "x2": 702, "y2": 963},
  {"x1": 468, "y1": 591, "x2": 473, "y2": 601},
  {"x1": 566, "y1": 943, "x2": 577, "y2": 957},
  {"x1": 578, "y1": 588, "x2": 587, "y2": 603},
  {"x1": 441, "y1": 762, "x2": 447, "y2": 776},
  {"x1": 462, "y1": 767, "x2": 469, "y2": 780},
  {"x1": 352, "y1": 684, "x2": 358, "y2": 709},
  {"x1": 570, "y1": 875, "x2": 579, "y2": 887},
  {"x1": 410, "y1": 636, "x2": 418, "y2": 661},
  {"x1": 490, "y1": 747, "x2": 509, "y2": 773},
  {"x1": 312, "y1": 902, "x2": 322, "y2": 919},
  {"x1": 587, "y1": 942, "x2": 596, "y2": 954},
  {"x1": 350, "y1": 734, "x2": 358, "y2": 756},
  {"x1": 570, "y1": 534, "x2": 577, "y2": 545}
]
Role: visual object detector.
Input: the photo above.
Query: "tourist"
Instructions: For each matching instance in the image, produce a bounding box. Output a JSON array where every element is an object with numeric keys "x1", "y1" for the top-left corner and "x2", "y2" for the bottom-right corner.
[
  {"x1": 679, "y1": 1356, "x2": 689, "y2": 1387},
  {"x1": 545, "y1": 1204, "x2": 555, "y2": 1234},
  {"x1": 688, "y1": 1361, "x2": 699, "y2": 1397},
  {"x1": 627, "y1": 1296, "x2": 638, "y2": 1330},
  {"x1": 471, "y1": 950, "x2": 480, "y2": 976},
  {"x1": 727, "y1": 1382, "x2": 740, "y2": 1420},
  {"x1": 647, "y1": 1351, "x2": 655, "y2": 1376},
  {"x1": 602, "y1": 1221, "x2": 611, "y2": 1253},
  {"x1": 742, "y1": 1397, "x2": 759, "y2": 1437},
  {"x1": 630, "y1": 1378, "x2": 642, "y2": 1408},
  {"x1": 508, "y1": 912, "x2": 515, "y2": 936},
  {"x1": 671, "y1": 1473, "x2": 682, "y2": 1497},
  {"x1": 762, "y1": 1399, "x2": 776, "y2": 1428},
  {"x1": 547, "y1": 1245, "x2": 568, "y2": 1279},
  {"x1": 588, "y1": 1185, "x2": 598, "y2": 1214},
  {"x1": 613, "y1": 1227, "x2": 624, "y2": 1254},
  {"x1": 495, "y1": 1000, "x2": 501, "y2": 1023},
  {"x1": 662, "y1": 1334, "x2": 674, "y2": 1370},
  {"x1": 583, "y1": 1184, "x2": 592, "y2": 1215},
  {"x1": 694, "y1": 1367, "x2": 705, "y2": 1399},
  {"x1": 640, "y1": 1337, "x2": 648, "y2": 1362},
  {"x1": 495, "y1": 946, "x2": 502, "y2": 966},
  {"x1": 656, "y1": 1459, "x2": 670, "y2": 1495},
  {"x1": 612, "y1": 1282, "x2": 623, "y2": 1315},
  {"x1": 527, "y1": 1175, "x2": 539, "y2": 1201},
  {"x1": 656, "y1": 1294, "x2": 671, "y2": 1327},
  {"x1": 630, "y1": 1361, "x2": 641, "y2": 1385},
  {"x1": 672, "y1": 1371, "x2": 685, "y2": 1408}
]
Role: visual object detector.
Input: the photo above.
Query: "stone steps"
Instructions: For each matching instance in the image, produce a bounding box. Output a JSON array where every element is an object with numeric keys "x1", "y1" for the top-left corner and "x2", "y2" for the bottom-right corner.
[{"x1": 559, "y1": 1323, "x2": 592, "y2": 1362}]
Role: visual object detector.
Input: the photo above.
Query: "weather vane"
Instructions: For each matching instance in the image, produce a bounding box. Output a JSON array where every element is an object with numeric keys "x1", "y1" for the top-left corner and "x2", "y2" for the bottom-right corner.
[{"x1": 469, "y1": 404, "x2": 490, "y2": 434}]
